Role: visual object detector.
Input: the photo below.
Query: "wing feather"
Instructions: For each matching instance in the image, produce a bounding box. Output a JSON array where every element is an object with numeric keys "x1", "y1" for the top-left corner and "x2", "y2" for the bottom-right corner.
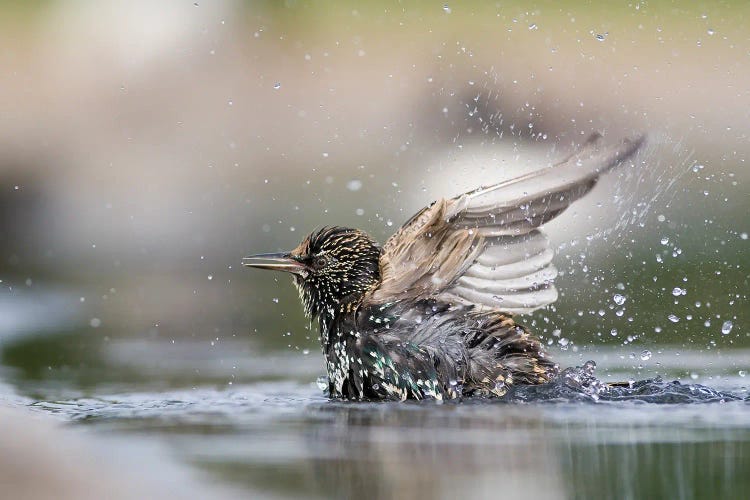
[{"x1": 367, "y1": 133, "x2": 645, "y2": 313}]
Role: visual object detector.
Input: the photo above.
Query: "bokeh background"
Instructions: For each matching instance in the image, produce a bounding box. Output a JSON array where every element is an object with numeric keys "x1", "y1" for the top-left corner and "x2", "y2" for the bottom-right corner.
[{"x1": 0, "y1": 1, "x2": 748, "y2": 498}]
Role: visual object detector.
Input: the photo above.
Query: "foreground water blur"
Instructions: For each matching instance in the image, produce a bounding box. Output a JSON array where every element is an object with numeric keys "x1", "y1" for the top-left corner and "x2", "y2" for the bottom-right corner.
[{"x1": 0, "y1": 288, "x2": 746, "y2": 500}]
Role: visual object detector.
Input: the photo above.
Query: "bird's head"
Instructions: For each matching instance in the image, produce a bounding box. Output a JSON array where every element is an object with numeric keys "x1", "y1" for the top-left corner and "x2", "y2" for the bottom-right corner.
[{"x1": 243, "y1": 227, "x2": 381, "y2": 319}]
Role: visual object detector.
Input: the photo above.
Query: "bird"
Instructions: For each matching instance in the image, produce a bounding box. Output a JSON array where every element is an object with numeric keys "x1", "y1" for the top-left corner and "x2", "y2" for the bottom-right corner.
[{"x1": 243, "y1": 133, "x2": 645, "y2": 401}]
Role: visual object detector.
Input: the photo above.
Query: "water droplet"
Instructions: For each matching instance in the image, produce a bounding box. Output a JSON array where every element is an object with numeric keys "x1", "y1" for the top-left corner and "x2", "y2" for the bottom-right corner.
[
  {"x1": 442, "y1": 4, "x2": 451, "y2": 14},
  {"x1": 690, "y1": 372, "x2": 699, "y2": 380},
  {"x1": 90, "y1": 318, "x2": 102, "y2": 328},
  {"x1": 668, "y1": 314, "x2": 680, "y2": 323},
  {"x1": 207, "y1": 274, "x2": 213, "y2": 281},
  {"x1": 595, "y1": 32, "x2": 608, "y2": 42},
  {"x1": 613, "y1": 294, "x2": 626, "y2": 306},
  {"x1": 346, "y1": 180, "x2": 363, "y2": 191},
  {"x1": 528, "y1": 23, "x2": 537, "y2": 30},
  {"x1": 302, "y1": 349, "x2": 310, "y2": 355},
  {"x1": 660, "y1": 237, "x2": 669, "y2": 245},
  {"x1": 273, "y1": 82, "x2": 281, "y2": 90},
  {"x1": 692, "y1": 164, "x2": 704, "y2": 173},
  {"x1": 707, "y1": 28, "x2": 715, "y2": 35},
  {"x1": 672, "y1": 287, "x2": 685, "y2": 296},
  {"x1": 272, "y1": 297, "x2": 279, "y2": 304},
  {"x1": 721, "y1": 320, "x2": 733, "y2": 335},
  {"x1": 739, "y1": 370, "x2": 747, "y2": 378},
  {"x1": 741, "y1": 232, "x2": 748, "y2": 240},
  {"x1": 386, "y1": 219, "x2": 393, "y2": 227},
  {"x1": 610, "y1": 328, "x2": 618, "y2": 337},
  {"x1": 657, "y1": 214, "x2": 666, "y2": 222},
  {"x1": 640, "y1": 350, "x2": 652, "y2": 361}
]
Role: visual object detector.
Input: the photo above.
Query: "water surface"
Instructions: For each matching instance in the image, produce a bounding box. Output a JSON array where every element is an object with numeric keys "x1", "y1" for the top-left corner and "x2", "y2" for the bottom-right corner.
[
  {"x1": 1, "y1": 290, "x2": 748, "y2": 500},
  {"x1": 14, "y1": 348, "x2": 750, "y2": 500}
]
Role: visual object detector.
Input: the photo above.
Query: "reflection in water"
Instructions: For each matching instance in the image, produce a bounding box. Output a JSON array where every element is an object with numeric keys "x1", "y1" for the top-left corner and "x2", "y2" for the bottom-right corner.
[
  {"x1": 292, "y1": 403, "x2": 564, "y2": 499},
  {"x1": 560, "y1": 428, "x2": 750, "y2": 500}
]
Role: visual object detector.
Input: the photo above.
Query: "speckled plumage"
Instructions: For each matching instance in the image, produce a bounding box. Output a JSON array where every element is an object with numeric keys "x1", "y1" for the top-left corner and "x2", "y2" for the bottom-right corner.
[
  {"x1": 244, "y1": 134, "x2": 644, "y2": 401},
  {"x1": 319, "y1": 296, "x2": 555, "y2": 400}
]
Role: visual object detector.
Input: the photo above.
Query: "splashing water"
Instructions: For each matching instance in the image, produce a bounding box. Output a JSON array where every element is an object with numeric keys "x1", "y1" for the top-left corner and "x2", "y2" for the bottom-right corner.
[{"x1": 506, "y1": 361, "x2": 743, "y2": 404}]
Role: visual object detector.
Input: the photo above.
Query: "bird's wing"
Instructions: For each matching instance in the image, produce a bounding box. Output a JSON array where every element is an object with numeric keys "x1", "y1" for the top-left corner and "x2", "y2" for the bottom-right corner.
[{"x1": 367, "y1": 133, "x2": 645, "y2": 314}]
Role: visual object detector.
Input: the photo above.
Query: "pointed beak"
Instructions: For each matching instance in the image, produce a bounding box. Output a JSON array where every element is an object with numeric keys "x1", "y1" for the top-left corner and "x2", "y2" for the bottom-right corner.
[{"x1": 242, "y1": 252, "x2": 307, "y2": 274}]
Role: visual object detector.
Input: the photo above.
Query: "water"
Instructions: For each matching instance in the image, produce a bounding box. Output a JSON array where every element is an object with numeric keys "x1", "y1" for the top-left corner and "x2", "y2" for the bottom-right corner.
[
  {"x1": 1, "y1": 290, "x2": 749, "y2": 499},
  {"x1": 22, "y1": 375, "x2": 750, "y2": 499},
  {"x1": 12, "y1": 351, "x2": 750, "y2": 499}
]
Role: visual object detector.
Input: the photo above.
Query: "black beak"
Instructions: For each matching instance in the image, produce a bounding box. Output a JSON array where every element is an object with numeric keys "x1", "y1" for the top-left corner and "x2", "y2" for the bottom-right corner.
[{"x1": 242, "y1": 252, "x2": 307, "y2": 274}]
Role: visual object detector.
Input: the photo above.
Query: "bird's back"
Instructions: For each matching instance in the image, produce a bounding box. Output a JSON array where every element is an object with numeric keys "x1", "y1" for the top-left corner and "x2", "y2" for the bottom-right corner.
[{"x1": 324, "y1": 299, "x2": 556, "y2": 400}]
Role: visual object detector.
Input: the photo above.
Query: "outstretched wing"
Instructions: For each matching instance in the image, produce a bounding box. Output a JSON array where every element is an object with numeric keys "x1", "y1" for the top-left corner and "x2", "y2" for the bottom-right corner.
[{"x1": 367, "y1": 133, "x2": 645, "y2": 314}]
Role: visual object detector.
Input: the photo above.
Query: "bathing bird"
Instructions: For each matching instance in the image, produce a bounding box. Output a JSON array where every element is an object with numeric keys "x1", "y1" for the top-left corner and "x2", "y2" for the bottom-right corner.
[{"x1": 243, "y1": 133, "x2": 644, "y2": 401}]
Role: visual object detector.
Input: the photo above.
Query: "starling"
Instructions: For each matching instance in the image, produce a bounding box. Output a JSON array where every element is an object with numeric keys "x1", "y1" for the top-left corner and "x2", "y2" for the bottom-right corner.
[{"x1": 243, "y1": 133, "x2": 645, "y2": 401}]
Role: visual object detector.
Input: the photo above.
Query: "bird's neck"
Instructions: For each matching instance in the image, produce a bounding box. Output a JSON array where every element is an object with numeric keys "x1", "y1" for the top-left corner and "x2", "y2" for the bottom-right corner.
[
  {"x1": 293, "y1": 279, "x2": 363, "y2": 350},
  {"x1": 315, "y1": 307, "x2": 361, "y2": 399},
  {"x1": 316, "y1": 305, "x2": 357, "y2": 352}
]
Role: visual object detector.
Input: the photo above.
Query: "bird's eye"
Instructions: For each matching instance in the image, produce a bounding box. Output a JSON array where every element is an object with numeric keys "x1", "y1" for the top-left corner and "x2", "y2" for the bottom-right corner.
[{"x1": 313, "y1": 255, "x2": 328, "y2": 268}]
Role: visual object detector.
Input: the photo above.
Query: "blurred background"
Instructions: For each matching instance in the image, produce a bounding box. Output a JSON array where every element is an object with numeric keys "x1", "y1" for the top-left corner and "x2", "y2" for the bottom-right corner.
[{"x1": 0, "y1": 1, "x2": 748, "y2": 498}]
